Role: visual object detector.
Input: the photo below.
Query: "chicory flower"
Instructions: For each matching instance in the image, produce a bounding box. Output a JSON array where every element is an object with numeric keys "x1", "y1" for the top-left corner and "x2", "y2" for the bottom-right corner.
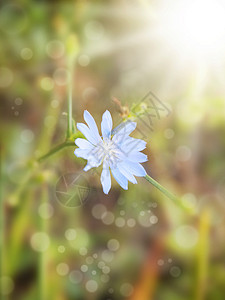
[{"x1": 74, "y1": 110, "x2": 147, "y2": 194}]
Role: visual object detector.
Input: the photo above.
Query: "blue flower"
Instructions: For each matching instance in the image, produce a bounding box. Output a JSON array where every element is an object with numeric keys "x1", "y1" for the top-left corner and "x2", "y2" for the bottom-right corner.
[{"x1": 74, "y1": 110, "x2": 147, "y2": 194}]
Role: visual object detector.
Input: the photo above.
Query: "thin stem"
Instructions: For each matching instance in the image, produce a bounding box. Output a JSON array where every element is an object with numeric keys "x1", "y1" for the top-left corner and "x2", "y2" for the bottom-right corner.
[
  {"x1": 37, "y1": 141, "x2": 75, "y2": 163},
  {"x1": 145, "y1": 174, "x2": 177, "y2": 202},
  {"x1": 66, "y1": 52, "x2": 76, "y2": 139},
  {"x1": 67, "y1": 76, "x2": 73, "y2": 138},
  {"x1": 144, "y1": 174, "x2": 190, "y2": 212}
]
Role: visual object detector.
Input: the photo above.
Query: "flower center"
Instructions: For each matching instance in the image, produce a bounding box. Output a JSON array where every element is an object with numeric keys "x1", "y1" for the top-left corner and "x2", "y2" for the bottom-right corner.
[
  {"x1": 99, "y1": 138, "x2": 121, "y2": 166},
  {"x1": 102, "y1": 139, "x2": 114, "y2": 152}
]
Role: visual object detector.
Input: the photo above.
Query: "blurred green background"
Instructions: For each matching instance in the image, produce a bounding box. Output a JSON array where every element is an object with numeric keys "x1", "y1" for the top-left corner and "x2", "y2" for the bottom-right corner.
[{"x1": 1, "y1": 0, "x2": 225, "y2": 300}]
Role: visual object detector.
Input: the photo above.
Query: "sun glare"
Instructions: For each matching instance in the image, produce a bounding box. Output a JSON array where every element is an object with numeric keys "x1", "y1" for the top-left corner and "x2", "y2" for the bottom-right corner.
[
  {"x1": 157, "y1": 0, "x2": 225, "y2": 61},
  {"x1": 83, "y1": 1, "x2": 225, "y2": 98}
]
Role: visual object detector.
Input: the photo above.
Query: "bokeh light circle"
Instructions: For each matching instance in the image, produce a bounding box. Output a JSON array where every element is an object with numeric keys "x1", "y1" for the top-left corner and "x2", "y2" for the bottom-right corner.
[
  {"x1": 86, "y1": 256, "x2": 94, "y2": 264},
  {"x1": 98, "y1": 261, "x2": 105, "y2": 269},
  {"x1": 164, "y1": 128, "x2": 175, "y2": 139},
  {"x1": 38, "y1": 203, "x2": 54, "y2": 219},
  {"x1": 85, "y1": 279, "x2": 98, "y2": 293},
  {"x1": 175, "y1": 225, "x2": 198, "y2": 249},
  {"x1": 120, "y1": 283, "x2": 134, "y2": 297},
  {"x1": 78, "y1": 54, "x2": 90, "y2": 66},
  {"x1": 101, "y1": 274, "x2": 110, "y2": 283},
  {"x1": 53, "y1": 68, "x2": 70, "y2": 86},
  {"x1": 101, "y1": 250, "x2": 114, "y2": 262},
  {"x1": 102, "y1": 266, "x2": 110, "y2": 274},
  {"x1": 69, "y1": 228, "x2": 89, "y2": 250},
  {"x1": 181, "y1": 193, "x2": 197, "y2": 210},
  {"x1": 20, "y1": 129, "x2": 34, "y2": 143},
  {"x1": 157, "y1": 259, "x2": 164, "y2": 266},
  {"x1": 107, "y1": 239, "x2": 120, "y2": 251},
  {"x1": 176, "y1": 145, "x2": 192, "y2": 162},
  {"x1": 56, "y1": 263, "x2": 69, "y2": 276},
  {"x1": 51, "y1": 99, "x2": 59, "y2": 108},
  {"x1": 101, "y1": 211, "x2": 115, "y2": 225},
  {"x1": 69, "y1": 270, "x2": 83, "y2": 284},
  {"x1": 15, "y1": 97, "x2": 23, "y2": 105},
  {"x1": 30, "y1": 232, "x2": 50, "y2": 252},
  {"x1": 150, "y1": 215, "x2": 158, "y2": 224},
  {"x1": 81, "y1": 265, "x2": 88, "y2": 273},
  {"x1": 58, "y1": 245, "x2": 65, "y2": 253},
  {"x1": 138, "y1": 211, "x2": 152, "y2": 227},
  {"x1": 20, "y1": 48, "x2": 33, "y2": 60},
  {"x1": 115, "y1": 217, "x2": 125, "y2": 227},
  {"x1": 7, "y1": 161, "x2": 27, "y2": 184},
  {"x1": 127, "y1": 218, "x2": 136, "y2": 227},
  {"x1": 79, "y1": 247, "x2": 88, "y2": 256},
  {"x1": 170, "y1": 266, "x2": 182, "y2": 278},
  {"x1": 92, "y1": 204, "x2": 107, "y2": 219},
  {"x1": 40, "y1": 77, "x2": 54, "y2": 91},
  {"x1": 46, "y1": 40, "x2": 65, "y2": 59},
  {"x1": 65, "y1": 228, "x2": 77, "y2": 241}
]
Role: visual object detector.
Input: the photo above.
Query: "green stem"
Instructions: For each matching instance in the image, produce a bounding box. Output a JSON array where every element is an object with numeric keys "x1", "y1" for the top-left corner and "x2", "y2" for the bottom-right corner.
[
  {"x1": 66, "y1": 54, "x2": 76, "y2": 139},
  {"x1": 37, "y1": 141, "x2": 75, "y2": 163},
  {"x1": 144, "y1": 174, "x2": 190, "y2": 211},
  {"x1": 67, "y1": 77, "x2": 73, "y2": 138}
]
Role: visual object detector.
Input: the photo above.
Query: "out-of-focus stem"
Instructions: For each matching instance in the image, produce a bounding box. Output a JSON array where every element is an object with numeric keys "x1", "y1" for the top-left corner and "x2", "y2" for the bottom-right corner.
[
  {"x1": 39, "y1": 35, "x2": 79, "y2": 160},
  {"x1": 194, "y1": 209, "x2": 211, "y2": 300},
  {"x1": 10, "y1": 140, "x2": 76, "y2": 204},
  {"x1": 0, "y1": 149, "x2": 5, "y2": 299},
  {"x1": 37, "y1": 140, "x2": 75, "y2": 163},
  {"x1": 38, "y1": 186, "x2": 48, "y2": 300}
]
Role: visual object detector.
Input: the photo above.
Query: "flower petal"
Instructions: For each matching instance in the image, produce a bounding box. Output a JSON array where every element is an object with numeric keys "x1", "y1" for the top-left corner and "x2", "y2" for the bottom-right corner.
[
  {"x1": 119, "y1": 161, "x2": 147, "y2": 177},
  {"x1": 75, "y1": 138, "x2": 93, "y2": 150},
  {"x1": 111, "y1": 168, "x2": 128, "y2": 190},
  {"x1": 112, "y1": 121, "x2": 137, "y2": 144},
  {"x1": 101, "y1": 110, "x2": 113, "y2": 140},
  {"x1": 83, "y1": 164, "x2": 93, "y2": 172},
  {"x1": 118, "y1": 166, "x2": 137, "y2": 184},
  {"x1": 127, "y1": 152, "x2": 148, "y2": 163},
  {"x1": 121, "y1": 137, "x2": 146, "y2": 152},
  {"x1": 74, "y1": 148, "x2": 90, "y2": 159},
  {"x1": 84, "y1": 110, "x2": 101, "y2": 142},
  {"x1": 76, "y1": 123, "x2": 99, "y2": 145},
  {"x1": 83, "y1": 157, "x2": 102, "y2": 171},
  {"x1": 101, "y1": 161, "x2": 111, "y2": 194}
]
